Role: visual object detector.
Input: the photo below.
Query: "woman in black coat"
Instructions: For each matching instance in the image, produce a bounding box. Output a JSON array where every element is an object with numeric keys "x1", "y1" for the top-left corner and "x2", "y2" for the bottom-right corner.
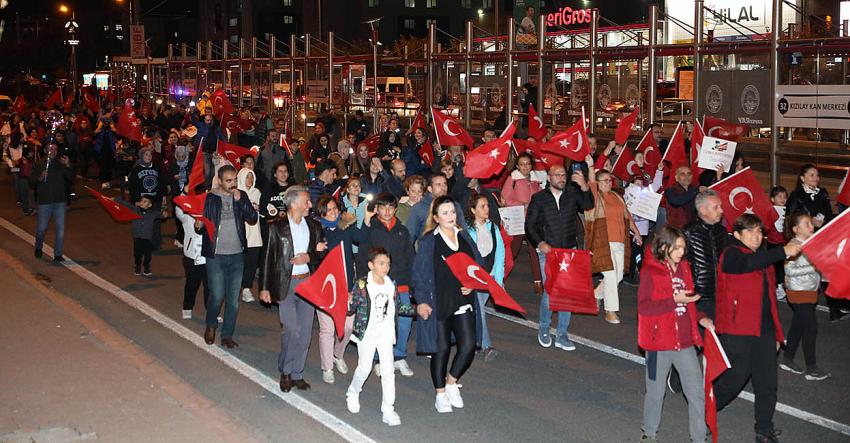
[{"x1": 786, "y1": 164, "x2": 834, "y2": 230}]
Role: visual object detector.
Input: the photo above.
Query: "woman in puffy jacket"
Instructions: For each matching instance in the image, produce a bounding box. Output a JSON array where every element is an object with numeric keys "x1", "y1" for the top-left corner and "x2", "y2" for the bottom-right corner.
[{"x1": 637, "y1": 226, "x2": 714, "y2": 443}]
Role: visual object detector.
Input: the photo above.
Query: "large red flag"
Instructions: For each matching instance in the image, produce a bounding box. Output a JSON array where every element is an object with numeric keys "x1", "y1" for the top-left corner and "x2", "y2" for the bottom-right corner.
[
  {"x1": 614, "y1": 106, "x2": 640, "y2": 145},
  {"x1": 217, "y1": 140, "x2": 255, "y2": 169},
  {"x1": 12, "y1": 95, "x2": 27, "y2": 114},
  {"x1": 801, "y1": 209, "x2": 850, "y2": 299},
  {"x1": 837, "y1": 168, "x2": 850, "y2": 207},
  {"x1": 543, "y1": 248, "x2": 597, "y2": 314},
  {"x1": 45, "y1": 89, "x2": 62, "y2": 109},
  {"x1": 63, "y1": 93, "x2": 74, "y2": 112},
  {"x1": 709, "y1": 167, "x2": 777, "y2": 231},
  {"x1": 635, "y1": 129, "x2": 661, "y2": 171},
  {"x1": 431, "y1": 107, "x2": 474, "y2": 148},
  {"x1": 418, "y1": 139, "x2": 435, "y2": 167},
  {"x1": 115, "y1": 105, "x2": 143, "y2": 141},
  {"x1": 540, "y1": 120, "x2": 591, "y2": 162},
  {"x1": 662, "y1": 122, "x2": 687, "y2": 188},
  {"x1": 84, "y1": 186, "x2": 142, "y2": 222},
  {"x1": 187, "y1": 142, "x2": 206, "y2": 194},
  {"x1": 703, "y1": 116, "x2": 748, "y2": 142},
  {"x1": 445, "y1": 252, "x2": 526, "y2": 314},
  {"x1": 703, "y1": 328, "x2": 731, "y2": 443},
  {"x1": 527, "y1": 103, "x2": 547, "y2": 141},
  {"x1": 220, "y1": 113, "x2": 253, "y2": 135},
  {"x1": 500, "y1": 225, "x2": 515, "y2": 277},
  {"x1": 361, "y1": 133, "x2": 382, "y2": 156},
  {"x1": 173, "y1": 192, "x2": 216, "y2": 242},
  {"x1": 83, "y1": 89, "x2": 100, "y2": 114},
  {"x1": 211, "y1": 89, "x2": 234, "y2": 118},
  {"x1": 406, "y1": 107, "x2": 427, "y2": 136},
  {"x1": 463, "y1": 123, "x2": 517, "y2": 179},
  {"x1": 514, "y1": 138, "x2": 561, "y2": 171},
  {"x1": 295, "y1": 243, "x2": 350, "y2": 338},
  {"x1": 611, "y1": 146, "x2": 639, "y2": 182}
]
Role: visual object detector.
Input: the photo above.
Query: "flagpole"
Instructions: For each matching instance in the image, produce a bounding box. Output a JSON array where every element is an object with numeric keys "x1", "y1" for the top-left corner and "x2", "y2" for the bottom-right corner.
[
  {"x1": 635, "y1": 128, "x2": 651, "y2": 149},
  {"x1": 609, "y1": 141, "x2": 629, "y2": 173},
  {"x1": 430, "y1": 106, "x2": 442, "y2": 147}
]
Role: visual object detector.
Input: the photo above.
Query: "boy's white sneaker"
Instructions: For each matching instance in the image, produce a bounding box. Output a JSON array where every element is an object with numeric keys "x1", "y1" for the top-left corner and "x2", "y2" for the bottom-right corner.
[
  {"x1": 322, "y1": 370, "x2": 335, "y2": 384},
  {"x1": 434, "y1": 393, "x2": 453, "y2": 413},
  {"x1": 394, "y1": 359, "x2": 414, "y2": 377},
  {"x1": 382, "y1": 410, "x2": 401, "y2": 427},
  {"x1": 445, "y1": 383, "x2": 464, "y2": 408},
  {"x1": 334, "y1": 357, "x2": 348, "y2": 374},
  {"x1": 181, "y1": 309, "x2": 192, "y2": 319},
  {"x1": 346, "y1": 395, "x2": 360, "y2": 414}
]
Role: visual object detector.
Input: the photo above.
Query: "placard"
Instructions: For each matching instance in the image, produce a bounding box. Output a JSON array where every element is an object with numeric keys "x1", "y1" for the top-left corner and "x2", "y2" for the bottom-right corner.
[
  {"x1": 498, "y1": 205, "x2": 526, "y2": 236},
  {"x1": 698, "y1": 136, "x2": 738, "y2": 173},
  {"x1": 625, "y1": 188, "x2": 662, "y2": 222}
]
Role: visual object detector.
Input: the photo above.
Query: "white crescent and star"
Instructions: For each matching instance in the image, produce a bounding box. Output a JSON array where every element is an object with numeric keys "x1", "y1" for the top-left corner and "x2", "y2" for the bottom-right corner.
[
  {"x1": 626, "y1": 160, "x2": 638, "y2": 175},
  {"x1": 838, "y1": 238, "x2": 847, "y2": 259},
  {"x1": 559, "y1": 258, "x2": 569, "y2": 272},
  {"x1": 572, "y1": 134, "x2": 583, "y2": 153},
  {"x1": 729, "y1": 186, "x2": 754, "y2": 213},
  {"x1": 534, "y1": 116, "x2": 544, "y2": 129},
  {"x1": 443, "y1": 120, "x2": 461, "y2": 137},
  {"x1": 321, "y1": 274, "x2": 338, "y2": 310},
  {"x1": 467, "y1": 265, "x2": 488, "y2": 286}
]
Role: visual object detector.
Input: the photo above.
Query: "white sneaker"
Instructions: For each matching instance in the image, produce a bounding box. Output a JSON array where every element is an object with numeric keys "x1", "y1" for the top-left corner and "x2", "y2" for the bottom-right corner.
[
  {"x1": 241, "y1": 288, "x2": 255, "y2": 302},
  {"x1": 776, "y1": 284, "x2": 786, "y2": 301},
  {"x1": 322, "y1": 369, "x2": 335, "y2": 384},
  {"x1": 334, "y1": 357, "x2": 349, "y2": 374},
  {"x1": 444, "y1": 383, "x2": 464, "y2": 408},
  {"x1": 394, "y1": 359, "x2": 414, "y2": 377},
  {"x1": 434, "y1": 393, "x2": 453, "y2": 413},
  {"x1": 217, "y1": 316, "x2": 223, "y2": 324},
  {"x1": 382, "y1": 410, "x2": 401, "y2": 426},
  {"x1": 373, "y1": 363, "x2": 382, "y2": 377},
  {"x1": 181, "y1": 309, "x2": 192, "y2": 319},
  {"x1": 346, "y1": 395, "x2": 360, "y2": 413}
]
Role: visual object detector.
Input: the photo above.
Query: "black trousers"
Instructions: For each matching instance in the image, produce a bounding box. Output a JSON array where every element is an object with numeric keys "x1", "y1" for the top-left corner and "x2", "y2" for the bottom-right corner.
[
  {"x1": 430, "y1": 310, "x2": 476, "y2": 389},
  {"x1": 98, "y1": 148, "x2": 114, "y2": 183},
  {"x1": 133, "y1": 238, "x2": 153, "y2": 268},
  {"x1": 182, "y1": 256, "x2": 209, "y2": 310},
  {"x1": 242, "y1": 246, "x2": 261, "y2": 289},
  {"x1": 714, "y1": 331, "x2": 778, "y2": 435},
  {"x1": 785, "y1": 302, "x2": 818, "y2": 368}
]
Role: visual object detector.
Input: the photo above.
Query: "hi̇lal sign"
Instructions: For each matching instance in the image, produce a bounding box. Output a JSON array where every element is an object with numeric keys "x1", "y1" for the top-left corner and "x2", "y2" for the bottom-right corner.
[{"x1": 545, "y1": 6, "x2": 593, "y2": 28}]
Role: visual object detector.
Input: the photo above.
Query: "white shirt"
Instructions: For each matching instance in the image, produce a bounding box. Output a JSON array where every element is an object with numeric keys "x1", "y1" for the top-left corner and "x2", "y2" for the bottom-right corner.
[
  {"x1": 550, "y1": 188, "x2": 563, "y2": 211},
  {"x1": 434, "y1": 226, "x2": 462, "y2": 251},
  {"x1": 289, "y1": 215, "x2": 310, "y2": 275},
  {"x1": 364, "y1": 271, "x2": 397, "y2": 342}
]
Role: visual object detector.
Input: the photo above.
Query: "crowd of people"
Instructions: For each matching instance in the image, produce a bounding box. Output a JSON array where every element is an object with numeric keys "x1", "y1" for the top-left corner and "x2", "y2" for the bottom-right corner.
[{"x1": 2, "y1": 94, "x2": 848, "y2": 441}]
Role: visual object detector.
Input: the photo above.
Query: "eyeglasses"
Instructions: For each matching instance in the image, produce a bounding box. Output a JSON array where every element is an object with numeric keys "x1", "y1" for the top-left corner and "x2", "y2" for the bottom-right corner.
[{"x1": 598, "y1": 179, "x2": 612, "y2": 183}]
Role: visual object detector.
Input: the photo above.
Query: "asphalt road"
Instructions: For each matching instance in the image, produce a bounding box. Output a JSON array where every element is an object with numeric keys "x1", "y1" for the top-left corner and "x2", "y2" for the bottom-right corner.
[{"x1": 1, "y1": 178, "x2": 848, "y2": 443}]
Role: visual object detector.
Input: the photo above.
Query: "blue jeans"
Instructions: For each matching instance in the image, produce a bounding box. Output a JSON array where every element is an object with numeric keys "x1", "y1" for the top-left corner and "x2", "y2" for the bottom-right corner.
[
  {"x1": 393, "y1": 291, "x2": 412, "y2": 360},
  {"x1": 205, "y1": 253, "x2": 244, "y2": 339},
  {"x1": 35, "y1": 202, "x2": 66, "y2": 257},
  {"x1": 538, "y1": 251, "x2": 571, "y2": 338},
  {"x1": 477, "y1": 291, "x2": 492, "y2": 349}
]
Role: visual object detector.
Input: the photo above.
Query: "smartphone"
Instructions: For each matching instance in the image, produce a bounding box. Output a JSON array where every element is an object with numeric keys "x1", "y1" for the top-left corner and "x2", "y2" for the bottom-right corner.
[{"x1": 571, "y1": 162, "x2": 583, "y2": 174}]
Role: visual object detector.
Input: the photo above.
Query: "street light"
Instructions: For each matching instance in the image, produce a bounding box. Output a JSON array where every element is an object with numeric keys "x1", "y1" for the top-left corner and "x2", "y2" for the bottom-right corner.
[
  {"x1": 59, "y1": 4, "x2": 69, "y2": 13},
  {"x1": 58, "y1": 4, "x2": 79, "y2": 97}
]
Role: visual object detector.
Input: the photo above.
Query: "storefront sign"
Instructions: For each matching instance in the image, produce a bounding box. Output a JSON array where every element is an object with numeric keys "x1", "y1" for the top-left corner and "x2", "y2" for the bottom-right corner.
[
  {"x1": 775, "y1": 85, "x2": 850, "y2": 130},
  {"x1": 545, "y1": 7, "x2": 593, "y2": 28}
]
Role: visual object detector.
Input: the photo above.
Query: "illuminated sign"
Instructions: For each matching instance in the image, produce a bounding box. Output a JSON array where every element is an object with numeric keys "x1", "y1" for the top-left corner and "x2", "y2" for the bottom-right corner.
[{"x1": 545, "y1": 7, "x2": 593, "y2": 28}]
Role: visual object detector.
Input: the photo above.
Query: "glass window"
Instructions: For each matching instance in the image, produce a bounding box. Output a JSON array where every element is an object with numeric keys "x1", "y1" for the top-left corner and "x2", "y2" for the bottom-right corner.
[
  {"x1": 404, "y1": 19, "x2": 415, "y2": 30},
  {"x1": 460, "y1": 0, "x2": 471, "y2": 7},
  {"x1": 228, "y1": 17, "x2": 238, "y2": 27},
  {"x1": 283, "y1": 0, "x2": 292, "y2": 5},
  {"x1": 427, "y1": 0, "x2": 436, "y2": 7},
  {"x1": 368, "y1": 0, "x2": 379, "y2": 6},
  {"x1": 482, "y1": 0, "x2": 492, "y2": 8},
  {"x1": 405, "y1": 0, "x2": 415, "y2": 7},
  {"x1": 284, "y1": 16, "x2": 293, "y2": 24}
]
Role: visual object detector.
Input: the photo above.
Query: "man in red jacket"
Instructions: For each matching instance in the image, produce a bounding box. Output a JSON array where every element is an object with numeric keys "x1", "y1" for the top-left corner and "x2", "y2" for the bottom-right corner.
[{"x1": 713, "y1": 214, "x2": 801, "y2": 443}]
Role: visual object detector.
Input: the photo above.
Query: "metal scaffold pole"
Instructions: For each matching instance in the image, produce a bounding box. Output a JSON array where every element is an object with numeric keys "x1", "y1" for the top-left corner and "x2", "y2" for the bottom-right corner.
[
  {"x1": 589, "y1": 9, "x2": 598, "y2": 133},
  {"x1": 536, "y1": 14, "x2": 545, "y2": 119},
  {"x1": 770, "y1": 0, "x2": 782, "y2": 187},
  {"x1": 648, "y1": 5, "x2": 658, "y2": 125},
  {"x1": 693, "y1": 0, "x2": 704, "y2": 124},
  {"x1": 507, "y1": 17, "x2": 515, "y2": 126},
  {"x1": 465, "y1": 20, "x2": 473, "y2": 126}
]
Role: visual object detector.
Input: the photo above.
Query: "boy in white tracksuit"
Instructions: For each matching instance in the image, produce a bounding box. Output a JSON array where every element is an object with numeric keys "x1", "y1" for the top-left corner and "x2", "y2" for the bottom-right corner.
[{"x1": 346, "y1": 247, "x2": 414, "y2": 426}]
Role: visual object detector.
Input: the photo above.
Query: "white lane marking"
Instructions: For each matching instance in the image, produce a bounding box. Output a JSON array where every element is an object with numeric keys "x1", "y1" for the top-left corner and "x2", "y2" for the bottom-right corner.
[
  {"x1": 485, "y1": 307, "x2": 850, "y2": 437},
  {"x1": 0, "y1": 217, "x2": 377, "y2": 443}
]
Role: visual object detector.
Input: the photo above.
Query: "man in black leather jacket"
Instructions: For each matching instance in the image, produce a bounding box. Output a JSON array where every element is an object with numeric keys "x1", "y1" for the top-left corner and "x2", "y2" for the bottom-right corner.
[
  {"x1": 683, "y1": 190, "x2": 729, "y2": 319},
  {"x1": 258, "y1": 185, "x2": 327, "y2": 392}
]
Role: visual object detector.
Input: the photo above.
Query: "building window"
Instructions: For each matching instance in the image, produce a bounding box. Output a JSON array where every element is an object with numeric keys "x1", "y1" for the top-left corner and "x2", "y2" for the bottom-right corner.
[
  {"x1": 404, "y1": 19, "x2": 415, "y2": 29},
  {"x1": 426, "y1": 18, "x2": 436, "y2": 27},
  {"x1": 283, "y1": 0, "x2": 292, "y2": 5},
  {"x1": 229, "y1": 34, "x2": 239, "y2": 43},
  {"x1": 482, "y1": 0, "x2": 492, "y2": 8},
  {"x1": 284, "y1": 15, "x2": 293, "y2": 24},
  {"x1": 426, "y1": 0, "x2": 436, "y2": 7},
  {"x1": 368, "y1": 0, "x2": 379, "y2": 6},
  {"x1": 404, "y1": 0, "x2": 415, "y2": 8},
  {"x1": 460, "y1": 0, "x2": 471, "y2": 7},
  {"x1": 228, "y1": 17, "x2": 238, "y2": 27}
]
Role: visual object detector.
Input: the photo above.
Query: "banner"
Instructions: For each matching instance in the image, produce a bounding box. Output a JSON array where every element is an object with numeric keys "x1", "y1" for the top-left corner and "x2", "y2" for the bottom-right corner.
[
  {"x1": 624, "y1": 187, "x2": 662, "y2": 222},
  {"x1": 702, "y1": 70, "x2": 770, "y2": 126},
  {"x1": 775, "y1": 85, "x2": 850, "y2": 130}
]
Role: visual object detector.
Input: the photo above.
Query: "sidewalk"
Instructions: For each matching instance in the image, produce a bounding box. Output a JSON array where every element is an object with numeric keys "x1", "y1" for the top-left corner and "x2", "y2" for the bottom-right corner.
[{"x1": 0, "y1": 251, "x2": 260, "y2": 443}]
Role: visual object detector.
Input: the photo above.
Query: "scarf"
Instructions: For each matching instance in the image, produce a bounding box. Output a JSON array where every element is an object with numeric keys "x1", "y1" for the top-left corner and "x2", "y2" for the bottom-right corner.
[
  {"x1": 320, "y1": 214, "x2": 339, "y2": 230},
  {"x1": 802, "y1": 183, "x2": 820, "y2": 200}
]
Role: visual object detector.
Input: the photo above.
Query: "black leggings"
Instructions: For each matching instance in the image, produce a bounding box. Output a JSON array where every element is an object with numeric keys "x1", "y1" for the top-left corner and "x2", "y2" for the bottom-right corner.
[
  {"x1": 785, "y1": 302, "x2": 818, "y2": 368},
  {"x1": 430, "y1": 310, "x2": 476, "y2": 389}
]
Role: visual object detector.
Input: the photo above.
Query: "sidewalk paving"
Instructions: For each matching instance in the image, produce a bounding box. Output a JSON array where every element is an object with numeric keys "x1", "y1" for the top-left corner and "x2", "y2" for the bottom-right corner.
[{"x1": 0, "y1": 251, "x2": 260, "y2": 443}]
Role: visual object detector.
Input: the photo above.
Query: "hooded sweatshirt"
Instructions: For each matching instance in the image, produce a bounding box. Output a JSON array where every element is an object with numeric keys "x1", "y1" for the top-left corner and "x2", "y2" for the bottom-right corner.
[
  {"x1": 237, "y1": 168, "x2": 263, "y2": 248},
  {"x1": 128, "y1": 150, "x2": 163, "y2": 204}
]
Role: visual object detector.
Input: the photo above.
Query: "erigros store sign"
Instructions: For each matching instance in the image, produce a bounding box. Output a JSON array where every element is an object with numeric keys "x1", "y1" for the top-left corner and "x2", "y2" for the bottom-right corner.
[{"x1": 545, "y1": 6, "x2": 593, "y2": 28}]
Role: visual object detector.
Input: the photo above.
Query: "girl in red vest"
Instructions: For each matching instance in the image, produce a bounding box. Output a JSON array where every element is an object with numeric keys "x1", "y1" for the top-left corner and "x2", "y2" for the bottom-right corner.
[
  {"x1": 713, "y1": 214, "x2": 801, "y2": 443},
  {"x1": 638, "y1": 226, "x2": 714, "y2": 443}
]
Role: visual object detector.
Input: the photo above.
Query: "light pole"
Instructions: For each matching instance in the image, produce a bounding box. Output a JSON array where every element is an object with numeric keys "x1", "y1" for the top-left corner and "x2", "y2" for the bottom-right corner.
[{"x1": 59, "y1": 5, "x2": 79, "y2": 98}]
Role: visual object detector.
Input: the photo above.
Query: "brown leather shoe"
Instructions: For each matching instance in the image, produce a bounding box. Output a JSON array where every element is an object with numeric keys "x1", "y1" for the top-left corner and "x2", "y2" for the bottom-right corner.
[
  {"x1": 293, "y1": 378, "x2": 311, "y2": 390},
  {"x1": 534, "y1": 281, "x2": 544, "y2": 295},
  {"x1": 204, "y1": 327, "x2": 216, "y2": 345},
  {"x1": 279, "y1": 374, "x2": 292, "y2": 393},
  {"x1": 221, "y1": 337, "x2": 239, "y2": 348}
]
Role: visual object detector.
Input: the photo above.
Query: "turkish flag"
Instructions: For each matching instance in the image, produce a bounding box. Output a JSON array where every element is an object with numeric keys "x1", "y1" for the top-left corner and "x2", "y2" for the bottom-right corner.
[
  {"x1": 418, "y1": 139, "x2": 435, "y2": 167},
  {"x1": 709, "y1": 167, "x2": 777, "y2": 232},
  {"x1": 690, "y1": 120, "x2": 705, "y2": 177},
  {"x1": 63, "y1": 93, "x2": 74, "y2": 112},
  {"x1": 217, "y1": 140, "x2": 255, "y2": 169},
  {"x1": 463, "y1": 123, "x2": 517, "y2": 179},
  {"x1": 406, "y1": 107, "x2": 427, "y2": 136},
  {"x1": 527, "y1": 103, "x2": 547, "y2": 141},
  {"x1": 278, "y1": 133, "x2": 294, "y2": 158},
  {"x1": 611, "y1": 146, "x2": 639, "y2": 182},
  {"x1": 211, "y1": 89, "x2": 234, "y2": 118},
  {"x1": 541, "y1": 120, "x2": 591, "y2": 162},
  {"x1": 116, "y1": 105, "x2": 143, "y2": 142},
  {"x1": 12, "y1": 95, "x2": 27, "y2": 114},
  {"x1": 703, "y1": 116, "x2": 748, "y2": 142},
  {"x1": 801, "y1": 209, "x2": 850, "y2": 299},
  {"x1": 445, "y1": 252, "x2": 526, "y2": 314},
  {"x1": 173, "y1": 192, "x2": 216, "y2": 242},
  {"x1": 661, "y1": 122, "x2": 687, "y2": 188},
  {"x1": 500, "y1": 225, "x2": 515, "y2": 277},
  {"x1": 614, "y1": 106, "x2": 640, "y2": 145},
  {"x1": 295, "y1": 243, "x2": 350, "y2": 338},
  {"x1": 703, "y1": 328, "x2": 731, "y2": 443},
  {"x1": 45, "y1": 89, "x2": 62, "y2": 110},
  {"x1": 837, "y1": 168, "x2": 850, "y2": 206},
  {"x1": 543, "y1": 248, "x2": 597, "y2": 314},
  {"x1": 187, "y1": 142, "x2": 206, "y2": 194},
  {"x1": 514, "y1": 138, "x2": 560, "y2": 171},
  {"x1": 636, "y1": 129, "x2": 661, "y2": 171},
  {"x1": 84, "y1": 186, "x2": 142, "y2": 222},
  {"x1": 83, "y1": 89, "x2": 100, "y2": 114},
  {"x1": 220, "y1": 113, "x2": 253, "y2": 135},
  {"x1": 361, "y1": 133, "x2": 382, "y2": 156},
  {"x1": 431, "y1": 107, "x2": 474, "y2": 148}
]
